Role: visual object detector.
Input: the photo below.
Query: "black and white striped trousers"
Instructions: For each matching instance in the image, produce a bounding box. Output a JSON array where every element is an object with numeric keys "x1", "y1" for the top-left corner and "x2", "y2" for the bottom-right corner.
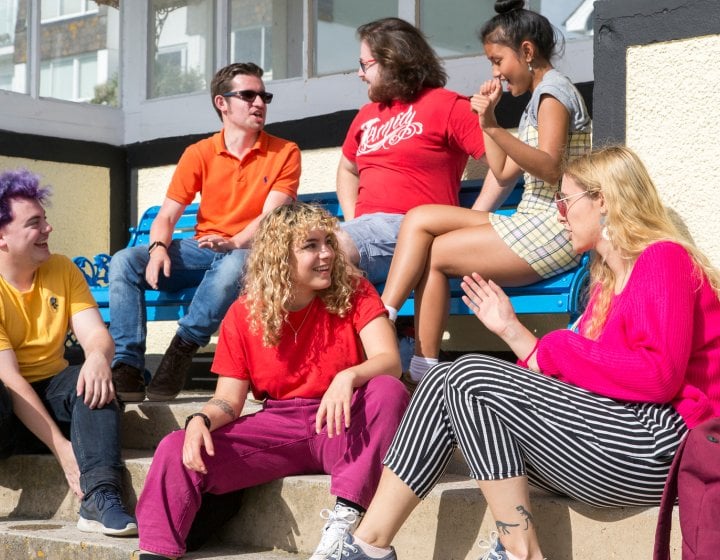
[{"x1": 384, "y1": 354, "x2": 688, "y2": 507}]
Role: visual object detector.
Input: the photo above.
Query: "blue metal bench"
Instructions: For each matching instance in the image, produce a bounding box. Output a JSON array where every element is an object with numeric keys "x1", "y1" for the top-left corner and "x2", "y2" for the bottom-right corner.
[{"x1": 73, "y1": 180, "x2": 589, "y2": 325}]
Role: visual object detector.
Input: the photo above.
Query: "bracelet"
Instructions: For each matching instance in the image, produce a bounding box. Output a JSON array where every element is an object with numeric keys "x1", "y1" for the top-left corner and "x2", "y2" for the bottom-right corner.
[
  {"x1": 148, "y1": 240, "x2": 168, "y2": 254},
  {"x1": 184, "y1": 412, "x2": 211, "y2": 430},
  {"x1": 517, "y1": 339, "x2": 540, "y2": 369}
]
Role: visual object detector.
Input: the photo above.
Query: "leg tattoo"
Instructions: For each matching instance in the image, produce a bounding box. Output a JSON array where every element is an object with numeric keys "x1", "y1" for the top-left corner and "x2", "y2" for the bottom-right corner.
[
  {"x1": 516, "y1": 505, "x2": 534, "y2": 530},
  {"x1": 496, "y1": 520, "x2": 520, "y2": 535}
]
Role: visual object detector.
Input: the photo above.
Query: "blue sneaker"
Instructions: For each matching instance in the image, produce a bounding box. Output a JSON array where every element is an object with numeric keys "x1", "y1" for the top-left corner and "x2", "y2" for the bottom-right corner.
[
  {"x1": 77, "y1": 486, "x2": 138, "y2": 536},
  {"x1": 324, "y1": 534, "x2": 396, "y2": 560}
]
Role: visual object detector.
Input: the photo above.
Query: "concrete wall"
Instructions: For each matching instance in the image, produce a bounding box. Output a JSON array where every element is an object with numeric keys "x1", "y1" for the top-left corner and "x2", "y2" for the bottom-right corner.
[
  {"x1": 594, "y1": 0, "x2": 720, "y2": 266},
  {"x1": 626, "y1": 35, "x2": 720, "y2": 265}
]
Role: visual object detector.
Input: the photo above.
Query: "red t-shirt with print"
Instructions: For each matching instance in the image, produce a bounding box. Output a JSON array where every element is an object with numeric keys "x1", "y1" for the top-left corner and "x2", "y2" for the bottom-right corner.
[{"x1": 342, "y1": 87, "x2": 485, "y2": 217}]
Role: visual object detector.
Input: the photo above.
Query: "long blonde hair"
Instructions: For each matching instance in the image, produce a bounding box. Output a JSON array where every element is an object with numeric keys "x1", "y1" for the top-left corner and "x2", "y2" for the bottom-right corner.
[
  {"x1": 563, "y1": 146, "x2": 720, "y2": 338},
  {"x1": 243, "y1": 202, "x2": 357, "y2": 347}
]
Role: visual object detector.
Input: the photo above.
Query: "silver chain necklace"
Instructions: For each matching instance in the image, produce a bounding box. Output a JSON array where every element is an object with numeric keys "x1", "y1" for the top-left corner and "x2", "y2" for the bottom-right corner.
[{"x1": 286, "y1": 301, "x2": 314, "y2": 344}]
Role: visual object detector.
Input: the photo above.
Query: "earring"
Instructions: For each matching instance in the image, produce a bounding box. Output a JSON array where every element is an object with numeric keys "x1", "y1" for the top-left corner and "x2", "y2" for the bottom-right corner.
[
  {"x1": 600, "y1": 214, "x2": 611, "y2": 241},
  {"x1": 528, "y1": 62, "x2": 534, "y2": 72}
]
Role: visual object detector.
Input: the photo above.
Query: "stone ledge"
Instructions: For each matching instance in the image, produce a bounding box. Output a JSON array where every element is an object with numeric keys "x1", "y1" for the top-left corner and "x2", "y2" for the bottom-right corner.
[{"x1": 0, "y1": 519, "x2": 297, "y2": 560}]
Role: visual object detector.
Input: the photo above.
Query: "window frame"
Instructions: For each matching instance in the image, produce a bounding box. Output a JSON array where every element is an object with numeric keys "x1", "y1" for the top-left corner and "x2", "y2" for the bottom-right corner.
[{"x1": 0, "y1": 0, "x2": 594, "y2": 147}]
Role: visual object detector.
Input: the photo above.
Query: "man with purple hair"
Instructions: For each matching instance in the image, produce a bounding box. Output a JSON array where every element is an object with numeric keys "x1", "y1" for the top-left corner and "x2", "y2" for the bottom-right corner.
[{"x1": 0, "y1": 169, "x2": 136, "y2": 536}]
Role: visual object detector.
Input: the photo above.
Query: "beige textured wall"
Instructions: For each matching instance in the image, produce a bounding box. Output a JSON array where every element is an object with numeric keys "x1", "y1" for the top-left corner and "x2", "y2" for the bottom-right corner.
[
  {"x1": 626, "y1": 34, "x2": 720, "y2": 266},
  {"x1": 0, "y1": 156, "x2": 110, "y2": 259}
]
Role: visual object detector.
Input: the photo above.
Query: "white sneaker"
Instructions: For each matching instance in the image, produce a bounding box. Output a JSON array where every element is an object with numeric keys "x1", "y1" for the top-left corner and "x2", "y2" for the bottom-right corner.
[
  {"x1": 478, "y1": 532, "x2": 508, "y2": 560},
  {"x1": 309, "y1": 504, "x2": 361, "y2": 560}
]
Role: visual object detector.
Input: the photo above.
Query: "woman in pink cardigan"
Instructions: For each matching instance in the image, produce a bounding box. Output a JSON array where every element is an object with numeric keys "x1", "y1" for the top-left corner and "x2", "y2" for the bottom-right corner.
[{"x1": 320, "y1": 146, "x2": 720, "y2": 560}]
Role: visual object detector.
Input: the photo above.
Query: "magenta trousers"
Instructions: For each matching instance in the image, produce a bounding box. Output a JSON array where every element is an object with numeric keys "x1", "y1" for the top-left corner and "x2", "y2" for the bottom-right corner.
[{"x1": 136, "y1": 375, "x2": 408, "y2": 557}]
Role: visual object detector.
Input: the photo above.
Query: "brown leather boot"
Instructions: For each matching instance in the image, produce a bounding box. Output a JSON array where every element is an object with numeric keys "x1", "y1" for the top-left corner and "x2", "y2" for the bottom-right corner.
[
  {"x1": 111, "y1": 363, "x2": 146, "y2": 403},
  {"x1": 146, "y1": 334, "x2": 199, "y2": 401}
]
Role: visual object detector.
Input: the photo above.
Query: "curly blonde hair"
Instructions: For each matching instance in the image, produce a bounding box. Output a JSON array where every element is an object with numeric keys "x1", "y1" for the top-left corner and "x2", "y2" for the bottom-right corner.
[
  {"x1": 564, "y1": 145, "x2": 720, "y2": 339},
  {"x1": 243, "y1": 202, "x2": 358, "y2": 347}
]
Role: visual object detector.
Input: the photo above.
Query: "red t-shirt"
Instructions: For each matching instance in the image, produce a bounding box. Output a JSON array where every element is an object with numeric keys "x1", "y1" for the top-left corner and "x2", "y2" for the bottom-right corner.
[
  {"x1": 342, "y1": 87, "x2": 486, "y2": 217},
  {"x1": 211, "y1": 278, "x2": 387, "y2": 400}
]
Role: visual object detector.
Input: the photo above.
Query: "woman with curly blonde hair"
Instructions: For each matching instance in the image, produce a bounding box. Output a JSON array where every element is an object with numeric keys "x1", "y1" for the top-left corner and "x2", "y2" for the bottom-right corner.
[
  {"x1": 326, "y1": 146, "x2": 720, "y2": 560},
  {"x1": 135, "y1": 203, "x2": 409, "y2": 560}
]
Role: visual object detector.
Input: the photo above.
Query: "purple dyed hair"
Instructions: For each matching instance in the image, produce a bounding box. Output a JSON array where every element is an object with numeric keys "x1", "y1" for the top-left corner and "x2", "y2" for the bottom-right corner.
[{"x1": 0, "y1": 169, "x2": 52, "y2": 229}]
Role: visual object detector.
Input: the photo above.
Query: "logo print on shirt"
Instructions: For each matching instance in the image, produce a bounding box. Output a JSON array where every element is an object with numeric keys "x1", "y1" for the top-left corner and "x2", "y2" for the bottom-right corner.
[
  {"x1": 357, "y1": 106, "x2": 423, "y2": 155},
  {"x1": 49, "y1": 296, "x2": 58, "y2": 311}
]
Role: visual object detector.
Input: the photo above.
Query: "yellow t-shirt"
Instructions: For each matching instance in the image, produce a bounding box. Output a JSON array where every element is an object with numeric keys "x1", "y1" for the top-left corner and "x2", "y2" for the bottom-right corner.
[{"x1": 0, "y1": 254, "x2": 97, "y2": 383}]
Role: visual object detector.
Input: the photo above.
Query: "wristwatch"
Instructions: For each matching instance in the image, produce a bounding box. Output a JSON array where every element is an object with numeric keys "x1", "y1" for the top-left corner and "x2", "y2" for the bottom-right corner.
[
  {"x1": 184, "y1": 412, "x2": 211, "y2": 430},
  {"x1": 148, "y1": 240, "x2": 168, "y2": 254}
]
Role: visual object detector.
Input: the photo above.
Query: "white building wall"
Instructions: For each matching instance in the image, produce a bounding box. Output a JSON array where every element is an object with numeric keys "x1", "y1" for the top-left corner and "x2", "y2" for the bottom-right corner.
[{"x1": 626, "y1": 34, "x2": 720, "y2": 267}]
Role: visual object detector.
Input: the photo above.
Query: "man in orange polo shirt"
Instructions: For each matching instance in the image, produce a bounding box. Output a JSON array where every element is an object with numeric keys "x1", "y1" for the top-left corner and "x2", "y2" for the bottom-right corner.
[{"x1": 108, "y1": 62, "x2": 301, "y2": 403}]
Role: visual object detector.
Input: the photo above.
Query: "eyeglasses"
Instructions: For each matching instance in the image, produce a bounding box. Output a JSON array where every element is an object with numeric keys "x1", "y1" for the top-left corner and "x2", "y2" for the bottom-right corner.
[
  {"x1": 222, "y1": 90, "x2": 274, "y2": 104},
  {"x1": 358, "y1": 58, "x2": 377, "y2": 73},
  {"x1": 554, "y1": 191, "x2": 588, "y2": 218}
]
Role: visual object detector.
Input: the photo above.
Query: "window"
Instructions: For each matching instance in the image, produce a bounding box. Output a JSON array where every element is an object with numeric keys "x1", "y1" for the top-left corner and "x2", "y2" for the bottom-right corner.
[
  {"x1": 420, "y1": 0, "x2": 595, "y2": 61},
  {"x1": 0, "y1": 0, "x2": 595, "y2": 145},
  {"x1": 38, "y1": 0, "x2": 119, "y2": 104},
  {"x1": 40, "y1": 0, "x2": 98, "y2": 22},
  {"x1": 0, "y1": 0, "x2": 26, "y2": 94},
  {"x1": 313, "y1": 0, "x2": 396, "y2": 76},
  {"x1": 419, "y1": 2, "x2": 493, "y2": 58},
  {"x1": 40, "y1": 52, "x2": 98, "y2": 100},
  {"x1": 148, "y1": 0, "x2": 213, "y2": 99},
  {"x1": 228, "y1": 0, "x2": 302, "y2": 82}
]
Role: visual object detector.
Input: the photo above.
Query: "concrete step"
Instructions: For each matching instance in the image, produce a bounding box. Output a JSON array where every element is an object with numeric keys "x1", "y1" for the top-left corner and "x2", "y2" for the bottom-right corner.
[
  {"x1": 0, "y1": 520, "x2": 298, "y2": 560},
  {"x1": 0, "y1": 447, "x2": 681, "y2": 560},
  {"x1": 119, "y1": 391, "x2": 469, "y2": 475},
  {"x1": 0, "y1": 392, "x2": 681, "y2": 559},
  {"x1": 120, "y1": 391, "x2": 262, "y2": 450}
]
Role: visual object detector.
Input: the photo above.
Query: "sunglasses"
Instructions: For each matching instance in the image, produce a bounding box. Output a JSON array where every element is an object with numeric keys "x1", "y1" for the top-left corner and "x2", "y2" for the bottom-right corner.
[
  {"x1": 554, "y1": 191, "x2": 588, "y2": 218},
  {"x1": 222, "y1": 90, "x2": 274, "y2": 104},
  {"x1": 358, "y1": 58, "x2": 377, "y2": 73}
]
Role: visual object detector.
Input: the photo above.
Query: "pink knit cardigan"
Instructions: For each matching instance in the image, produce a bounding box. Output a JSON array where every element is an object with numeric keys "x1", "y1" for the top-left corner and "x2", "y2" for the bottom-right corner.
[{"x1": 537, "y1": 242, "x2": 720, "y2": 428}]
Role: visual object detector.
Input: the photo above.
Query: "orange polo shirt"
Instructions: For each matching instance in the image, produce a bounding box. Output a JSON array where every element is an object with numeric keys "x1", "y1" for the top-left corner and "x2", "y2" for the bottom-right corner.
[{"x1": 166, "y1": 129, "x2": 301, "y2": 239}]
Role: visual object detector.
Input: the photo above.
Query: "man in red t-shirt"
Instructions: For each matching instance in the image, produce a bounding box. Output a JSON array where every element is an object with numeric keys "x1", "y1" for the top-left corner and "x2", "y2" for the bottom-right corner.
[
  {"x1": 336, "y1": 19, "x2": 485, "y2": 284},
  {"x1": 108, "y1": 63, "x2": 301, "y2": 404}
]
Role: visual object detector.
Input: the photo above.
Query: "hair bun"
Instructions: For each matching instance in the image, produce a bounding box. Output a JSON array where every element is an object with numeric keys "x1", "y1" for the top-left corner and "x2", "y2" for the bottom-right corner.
[{"x1": 494, "y1": 0, "x2": 525, "y2": 15}]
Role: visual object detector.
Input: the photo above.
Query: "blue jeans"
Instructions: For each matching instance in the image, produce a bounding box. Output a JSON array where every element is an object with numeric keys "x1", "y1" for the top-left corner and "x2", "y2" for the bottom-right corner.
[
  {"x1": 340, "y1": 213, "x2": 404, "y2": 285},
  {"x1": 0, "y1": 366, "x2": 124, "y2": 495},
  {"x1": 108, "y1": 238, "x2": 247, "y2": 370}
]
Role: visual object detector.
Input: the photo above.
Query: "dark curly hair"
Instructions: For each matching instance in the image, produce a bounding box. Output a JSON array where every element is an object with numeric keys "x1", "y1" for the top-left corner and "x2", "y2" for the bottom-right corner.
[
  {"x1": 479, "y1": 0, "x2": 562, "y2": 63},
  {"x1": 358, "y1": 17, "x2": 447, "y2": 104}
]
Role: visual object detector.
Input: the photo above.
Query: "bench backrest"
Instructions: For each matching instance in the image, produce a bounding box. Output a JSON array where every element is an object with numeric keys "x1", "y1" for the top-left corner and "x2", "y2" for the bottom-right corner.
[
  {"x1": 128, "y1": 179, "x2": 525, "y2": 247},
  {"x1": 129, "y1": 203, "x2": 200, "y2": 247}
]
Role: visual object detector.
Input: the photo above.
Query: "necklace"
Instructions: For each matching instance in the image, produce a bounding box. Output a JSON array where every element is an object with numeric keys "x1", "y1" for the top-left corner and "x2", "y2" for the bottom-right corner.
[{"x1": 286, "y1": 300, "x2": 314, "y2": 344}]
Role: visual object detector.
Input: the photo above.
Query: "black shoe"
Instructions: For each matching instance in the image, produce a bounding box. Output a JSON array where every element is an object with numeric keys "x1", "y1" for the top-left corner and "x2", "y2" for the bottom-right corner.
[
  {"x1": 146, "y1": 334, "x2": 199, "y2": 401},
  {"x1": 111, "y1": 363, "x2": 145, "y2": 403}
]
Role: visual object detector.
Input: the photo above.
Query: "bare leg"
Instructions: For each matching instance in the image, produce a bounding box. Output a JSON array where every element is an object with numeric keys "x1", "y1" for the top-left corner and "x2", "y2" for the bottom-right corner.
[
  {"x1": 352, "y1": 467, "x2": 421, "y2": 548},
  {"x1": 351, "y1": 469, "x2": 545, "y2": 559},
  {"x1": 414, "y1": 224, "x2": 540, "y2": 359},
  {"x1": 381, "y1": 206, "x2": 492, "y2": 310},
  {"x1": 336, "y1": 227, "x2": 361, "y2": 267},
  {"x1": 478, "y1": 477, "x2": 545, "y2": 560}
]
